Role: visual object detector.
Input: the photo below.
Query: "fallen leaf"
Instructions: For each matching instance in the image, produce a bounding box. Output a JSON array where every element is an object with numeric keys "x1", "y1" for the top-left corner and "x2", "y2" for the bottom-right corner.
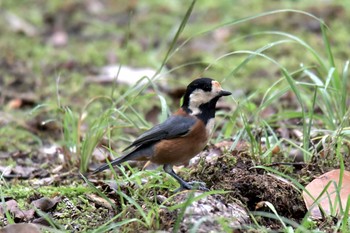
[
  {"x1": 0, "y1": 166, "x2": 11, "y2": 176},
  {"x1": 11, "y1": 166, "x2": 36, "y2": 178},
  {"x1": 271, "y1": 145, "x2": 281, "y2": 155},
  {"x1": 0, "y1": 200, "x2": 35, "y2": 221},
  {"x1": 4, "y1": 92, "x2": 38, "y2": 109},
  {"x1": 255, "y1": 201, "x2": 266, "y2": 210},
  {"x1": 85, "y1": 193, "x2": 115, "y2": 210},
  {"x1": 302, "y1": 169, "x2": 350, "y2": 219},
  {"x1": 1, "y1": 165, "x2": 42, "y2": 179},
  {"x1": 7, "y1": 99, "x2": 22, "y2": 109},
  {"x1": 31, "y1": 196, "x2": 61, "y2": 212},
  {"x1": 92, "y1": 147, "x2": 108, "y2": 162},
  {"x1": 51, "y1": 165, "x2": 63, "y2": 174},
  {"x1": 31, "y1": 217, "x2": 50, "y2": 226},
  {"x1": 4, "y1": 12, "x2": 37, "y2": 37},
  {"x1": 0, "y1": 223, "x2": 41, "y2": 233}
]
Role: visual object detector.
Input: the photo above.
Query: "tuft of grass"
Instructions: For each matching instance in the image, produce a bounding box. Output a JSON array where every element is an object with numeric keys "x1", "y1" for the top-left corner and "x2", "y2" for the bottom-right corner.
[
  {"x1": 0, "y1": 179, "x2": 14, "y2": 226},
  {"x1": 79, "y1": 107, "x2": 114, "y2": 173},
  {"x1": 62, "y1": 107, "x2": 79, "y2": 164}
]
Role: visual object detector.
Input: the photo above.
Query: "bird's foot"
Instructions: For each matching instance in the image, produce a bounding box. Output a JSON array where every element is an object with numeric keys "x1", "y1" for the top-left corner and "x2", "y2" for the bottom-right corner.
[
  {"x1": 174, "y1": 180, "x2": 209, "y2": 193},
  {"x1": 187, "y1": 181, "x2": 207, "y2": 188}
]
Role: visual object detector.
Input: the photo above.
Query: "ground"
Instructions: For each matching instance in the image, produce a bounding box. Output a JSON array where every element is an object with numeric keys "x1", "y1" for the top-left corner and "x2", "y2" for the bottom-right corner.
[{"x1": 1, "y1": 0, "x2": 350, "y2": 232}]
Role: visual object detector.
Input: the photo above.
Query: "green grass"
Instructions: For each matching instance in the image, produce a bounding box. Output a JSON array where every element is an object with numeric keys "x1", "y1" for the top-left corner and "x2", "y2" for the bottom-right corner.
[{"x1": 1, "y1": 0, "x2": 350, "y2": 232}]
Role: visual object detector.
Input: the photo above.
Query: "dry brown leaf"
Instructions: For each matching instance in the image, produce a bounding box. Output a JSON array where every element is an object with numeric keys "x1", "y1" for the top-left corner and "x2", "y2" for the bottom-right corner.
[
  {"x1": 4, "y1": 12, "x2": 38, "y2": 37},
  {"x1": 0, "y1": 223, "x2": 41, "y2": 233},
  {"x1": 302, "y1": 169, "x2": 350, "y2": 219},
  {"x1": 85, "y1": 193, "x2": 114, "y2": 210},
  {"x1": 0, "y1": 200, "x2": 35, "y2": 221},
  {"x1": 31, "y1": 196, "x2": 61, "y2": 212},
  {"x1": 7, "y1": 99, "x2": 22, "y2": 109},
  {"x1": 12, "y1": 166, "x2": 36, "y2": 178}
]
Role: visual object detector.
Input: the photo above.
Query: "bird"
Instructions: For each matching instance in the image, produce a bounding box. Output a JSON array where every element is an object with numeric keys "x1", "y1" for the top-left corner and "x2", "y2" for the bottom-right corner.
[{"x1": 93, "y1": 77, "x2": 231, "y2": 192}]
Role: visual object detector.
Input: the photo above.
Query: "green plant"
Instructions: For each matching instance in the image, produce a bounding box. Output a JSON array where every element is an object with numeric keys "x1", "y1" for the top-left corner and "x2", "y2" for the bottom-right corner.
[{"x1": 79, "y1": 107, "x2": 114, "y2": 173}]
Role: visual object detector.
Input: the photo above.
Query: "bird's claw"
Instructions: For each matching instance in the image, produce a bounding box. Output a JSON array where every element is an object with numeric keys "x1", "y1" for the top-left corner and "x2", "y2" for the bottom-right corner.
[
  {"x1": 187, "y1": 181, "x2": 206, "y2": 187},
  {"x1": 174, "y1": 180, "x2": 209, "y2": 193}
]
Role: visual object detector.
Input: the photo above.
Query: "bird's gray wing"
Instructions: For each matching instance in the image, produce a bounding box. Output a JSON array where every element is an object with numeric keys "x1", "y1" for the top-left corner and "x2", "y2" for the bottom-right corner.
[
  {"x1": 93, "y1": 115, "x2": 196, "y2": 174},
  {"x1": 123, "y1": 115, "x2": 196, "y2": 151}
]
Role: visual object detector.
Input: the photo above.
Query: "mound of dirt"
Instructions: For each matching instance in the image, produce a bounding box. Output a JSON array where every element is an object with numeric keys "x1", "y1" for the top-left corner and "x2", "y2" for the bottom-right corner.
[{"x1": 190, "y1": 148, "x2": 307, "y2": 229}]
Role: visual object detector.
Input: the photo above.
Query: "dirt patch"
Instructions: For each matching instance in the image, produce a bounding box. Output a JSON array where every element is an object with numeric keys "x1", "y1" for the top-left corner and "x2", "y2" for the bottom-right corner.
[{"x1": 190, "y1": 147, "x2": 307, "y2": 230}]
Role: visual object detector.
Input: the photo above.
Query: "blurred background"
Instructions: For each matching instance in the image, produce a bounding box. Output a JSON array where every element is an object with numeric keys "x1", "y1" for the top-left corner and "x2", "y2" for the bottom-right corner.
[
  {"x1": 0, "y1": 0, "x2": 349, "y2": 156},
  {"x1": 1, "y1": 0, "x2": 349, "y2": 103}
]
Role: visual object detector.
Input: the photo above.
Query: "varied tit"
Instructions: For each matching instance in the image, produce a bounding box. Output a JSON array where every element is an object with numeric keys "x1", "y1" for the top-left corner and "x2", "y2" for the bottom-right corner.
[{"x1": 93, "y1": 77, "x2": 231, "y2": 192}]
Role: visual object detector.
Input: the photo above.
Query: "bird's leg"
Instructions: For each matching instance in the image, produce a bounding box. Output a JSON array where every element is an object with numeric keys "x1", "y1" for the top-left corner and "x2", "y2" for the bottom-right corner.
[{"x1": 163, "y1": 164, "x2": 209, "y2": 192}]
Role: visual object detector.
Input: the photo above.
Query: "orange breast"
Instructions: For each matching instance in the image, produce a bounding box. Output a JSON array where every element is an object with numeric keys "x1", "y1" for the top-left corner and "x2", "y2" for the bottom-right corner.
[{"x1": 151, "y1": 119, "x2": 208, "y2": 165}]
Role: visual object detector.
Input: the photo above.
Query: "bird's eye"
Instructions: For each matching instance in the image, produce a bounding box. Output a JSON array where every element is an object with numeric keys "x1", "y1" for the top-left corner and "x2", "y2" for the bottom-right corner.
[{"x1": 204, "y1": 85, "x2": 211, "y2": 91}]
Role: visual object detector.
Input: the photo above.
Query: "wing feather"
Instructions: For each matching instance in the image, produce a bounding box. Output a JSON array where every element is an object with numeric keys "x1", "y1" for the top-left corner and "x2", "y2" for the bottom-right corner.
[{"x1": 123, "y1": 115, "x2": 196, "y2": 151}]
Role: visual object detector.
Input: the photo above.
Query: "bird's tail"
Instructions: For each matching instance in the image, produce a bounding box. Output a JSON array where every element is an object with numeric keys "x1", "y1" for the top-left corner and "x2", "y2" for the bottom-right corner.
[
  {"x1": 92, "y1": 155, "x2": 128, "y2": 174},
  {"x1": 92, "y1": 146, "x2": 153, "y2": 174}
]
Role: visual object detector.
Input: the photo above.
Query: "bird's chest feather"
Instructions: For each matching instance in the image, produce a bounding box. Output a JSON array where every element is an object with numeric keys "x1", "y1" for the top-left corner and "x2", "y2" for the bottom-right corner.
[
  {"x1": 205, "y1": 118, "x2": 215, "y2": 137},
  {"x1": 152, "y1": 120, "x2": 211, "y2": 165}
]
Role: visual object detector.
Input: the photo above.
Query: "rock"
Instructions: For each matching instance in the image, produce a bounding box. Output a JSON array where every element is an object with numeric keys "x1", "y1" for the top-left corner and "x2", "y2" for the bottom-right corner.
[{"x1": 167, "y1": 191, "x2": 249, "y2": 232}]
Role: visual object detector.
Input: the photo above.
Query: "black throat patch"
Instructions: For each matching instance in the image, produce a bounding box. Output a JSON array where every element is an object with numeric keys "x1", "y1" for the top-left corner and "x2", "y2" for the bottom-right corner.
[{"x1": 182, "y1": 96, "x2": 220, "y2": 124}]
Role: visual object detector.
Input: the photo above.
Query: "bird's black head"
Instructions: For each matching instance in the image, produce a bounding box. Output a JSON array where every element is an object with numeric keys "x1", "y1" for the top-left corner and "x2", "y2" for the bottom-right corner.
[
  {"x1": 181, "y1": 78, "x2": 231, "y2": 122},
  {"x1": 186, "y1": 77, "x2": 214, "y2": 93}
]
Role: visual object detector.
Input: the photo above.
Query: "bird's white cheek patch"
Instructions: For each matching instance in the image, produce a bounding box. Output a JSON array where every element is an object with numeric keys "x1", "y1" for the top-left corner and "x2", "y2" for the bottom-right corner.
[
  {"x1": 189, "y1": 89, "x2": 209, "y2": 115},
  {"x1": 191, "y1": 89, "x2": 213, "y2": 103}
]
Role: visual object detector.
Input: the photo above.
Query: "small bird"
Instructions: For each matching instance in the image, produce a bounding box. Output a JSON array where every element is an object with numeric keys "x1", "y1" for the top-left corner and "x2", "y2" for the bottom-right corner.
[{"x1": 93, "y1": 77, "x2": 231, "y2": 192}]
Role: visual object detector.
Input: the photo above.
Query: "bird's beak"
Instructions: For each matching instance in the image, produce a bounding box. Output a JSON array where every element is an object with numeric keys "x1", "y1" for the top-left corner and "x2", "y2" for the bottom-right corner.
[{"x1": 219, "y1": 90, "x2": 232, "y2": 97}]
